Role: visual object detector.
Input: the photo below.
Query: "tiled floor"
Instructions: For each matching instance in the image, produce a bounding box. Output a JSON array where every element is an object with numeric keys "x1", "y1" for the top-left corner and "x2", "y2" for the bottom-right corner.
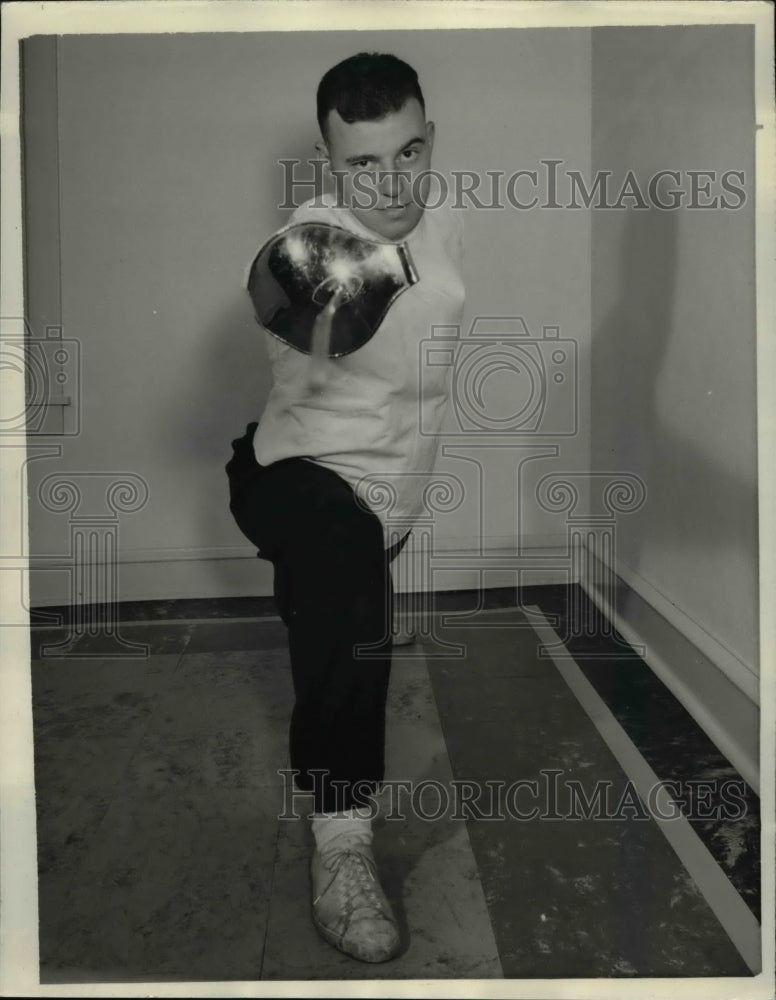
[{"x1": 30, "y1": 585, "x2": 760, "y2": 982}]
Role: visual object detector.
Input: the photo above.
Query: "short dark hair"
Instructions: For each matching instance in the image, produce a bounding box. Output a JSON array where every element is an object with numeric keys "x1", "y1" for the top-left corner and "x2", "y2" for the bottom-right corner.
[{"x1": 316, "y1": 52, "x2": 425, "y2": 137}]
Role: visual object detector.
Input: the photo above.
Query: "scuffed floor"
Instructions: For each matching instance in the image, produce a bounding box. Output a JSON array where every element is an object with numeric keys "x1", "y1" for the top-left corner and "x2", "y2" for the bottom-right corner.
[{"x1": 30, "y1": 586, "x2": 759, "y2": 982}]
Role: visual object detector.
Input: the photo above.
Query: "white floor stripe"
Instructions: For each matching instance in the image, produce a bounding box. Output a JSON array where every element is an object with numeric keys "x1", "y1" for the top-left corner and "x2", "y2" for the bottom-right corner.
[{"x1": 526, "y1": 605, "x2": 762, "y2": 975}]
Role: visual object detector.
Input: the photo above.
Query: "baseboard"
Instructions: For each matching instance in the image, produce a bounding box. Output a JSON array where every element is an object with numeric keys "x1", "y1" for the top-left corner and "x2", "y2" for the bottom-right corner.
[
  {"x1": 580, "y1": 546, "x2": 760, "y2": 794},
  {"x1": 22, "y1": 535, "x2": 573, "y2": 608},
  {"x1": 596, "y1": 551, "x2": 758, "y2": 703}
]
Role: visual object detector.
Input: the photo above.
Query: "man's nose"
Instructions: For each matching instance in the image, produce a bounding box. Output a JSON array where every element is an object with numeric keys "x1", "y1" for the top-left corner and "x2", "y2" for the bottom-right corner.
[{"x1": 377, "y1": 170, "x2": 408, "y2": 201}]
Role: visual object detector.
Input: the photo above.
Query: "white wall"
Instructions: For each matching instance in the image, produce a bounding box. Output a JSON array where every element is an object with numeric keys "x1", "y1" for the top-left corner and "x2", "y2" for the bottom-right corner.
[
  {"x1": 589, "y1": 26, "x2": 758, "y2": 697},
  {"x1": 23, "y1": 29, "x2": 592, "y2": 604}
]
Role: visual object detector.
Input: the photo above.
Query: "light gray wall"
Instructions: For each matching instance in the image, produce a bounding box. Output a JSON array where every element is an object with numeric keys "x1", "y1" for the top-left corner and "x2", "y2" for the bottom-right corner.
[
  {"x1": 24, "y1": 29, "x2": 592, "y2": 603},
  {"x1": 590, "y1": 26, "x2": 758, "y2": 691}
]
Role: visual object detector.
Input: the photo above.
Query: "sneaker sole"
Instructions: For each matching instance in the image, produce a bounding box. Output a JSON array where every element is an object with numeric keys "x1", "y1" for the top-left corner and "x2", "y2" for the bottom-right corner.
[{"x1": 311, "y1": 907, "x2": 400, "y2": 964}]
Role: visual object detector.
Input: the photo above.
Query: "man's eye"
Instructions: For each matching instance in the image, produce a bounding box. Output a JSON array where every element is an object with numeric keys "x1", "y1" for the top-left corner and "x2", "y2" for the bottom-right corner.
[
  {"x1": 400, "y1": 148, "x2": 419, "y2": 161},
  {"x1": 353, "y1": 160, "x2": 371, "y2": 170}
]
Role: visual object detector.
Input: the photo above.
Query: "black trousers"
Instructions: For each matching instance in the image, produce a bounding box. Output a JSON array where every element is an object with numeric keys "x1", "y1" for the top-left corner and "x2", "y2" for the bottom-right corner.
[{"x1": 225, "y1": 422, "x2": 408, "y2": 813}]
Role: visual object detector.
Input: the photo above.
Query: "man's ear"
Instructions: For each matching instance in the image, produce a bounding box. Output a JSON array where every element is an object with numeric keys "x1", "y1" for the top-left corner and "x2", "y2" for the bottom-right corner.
[
  {"x1": 426, "y1": 120, "x2": 435, "y2": 153},
  {"x1": 315, "y1": 140, "x2": 330, "y2": 165}
]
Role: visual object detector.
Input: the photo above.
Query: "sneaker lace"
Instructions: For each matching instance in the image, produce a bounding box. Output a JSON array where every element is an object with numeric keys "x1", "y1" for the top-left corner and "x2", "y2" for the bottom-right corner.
[{"x1": 316, "y1": 848, "x2": 384, "y2": 912}]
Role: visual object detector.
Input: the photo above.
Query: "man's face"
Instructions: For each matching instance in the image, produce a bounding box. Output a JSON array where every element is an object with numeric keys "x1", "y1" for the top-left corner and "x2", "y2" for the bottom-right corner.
[{"x1": 320, "y1": 97, "x2": 435, "y2": 241}]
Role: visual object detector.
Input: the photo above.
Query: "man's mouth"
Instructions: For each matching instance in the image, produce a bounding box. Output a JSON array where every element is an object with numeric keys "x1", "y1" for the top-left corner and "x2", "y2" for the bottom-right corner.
[{"x1": 378, "y1": 203, "x2": 408, "y2": 213}]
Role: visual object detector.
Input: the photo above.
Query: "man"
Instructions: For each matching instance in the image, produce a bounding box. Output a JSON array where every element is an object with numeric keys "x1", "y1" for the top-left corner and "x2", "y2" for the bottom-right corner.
[{"x1": 226, "y1": 52, "x2": 465, "y2": 963}]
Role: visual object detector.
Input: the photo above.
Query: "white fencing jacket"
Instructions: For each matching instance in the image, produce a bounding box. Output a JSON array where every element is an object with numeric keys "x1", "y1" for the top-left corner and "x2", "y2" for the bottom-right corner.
[{"x1": 252, "y1": 194, "x2": 465, "y2": 547}]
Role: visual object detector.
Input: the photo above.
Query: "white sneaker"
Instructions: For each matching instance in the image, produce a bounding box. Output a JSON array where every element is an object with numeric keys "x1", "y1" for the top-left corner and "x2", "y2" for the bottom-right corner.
[{"x1": 311, "y1": 845, "x2": 400, "y2": 963}]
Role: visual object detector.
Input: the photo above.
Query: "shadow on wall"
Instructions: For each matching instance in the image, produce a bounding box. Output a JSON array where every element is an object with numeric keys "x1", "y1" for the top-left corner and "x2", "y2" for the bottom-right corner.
[
  {"x1": 591, "y1": 205, "x2": 758, "y2": 653},
  {"x1": 157, "y1": 288, "x2": 271, "y2": 584},
  {"x1": 183, "y1": 138, "x2": 318, "y2": 588}
]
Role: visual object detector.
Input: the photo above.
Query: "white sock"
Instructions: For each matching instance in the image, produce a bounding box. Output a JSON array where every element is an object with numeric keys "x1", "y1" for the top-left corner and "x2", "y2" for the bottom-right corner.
[{"x1": 311, "y1": 806, "x2": 374, "y2": 855}]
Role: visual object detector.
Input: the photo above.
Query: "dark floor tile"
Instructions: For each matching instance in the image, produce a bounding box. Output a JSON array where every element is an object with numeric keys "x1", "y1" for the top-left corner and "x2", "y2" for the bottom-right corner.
[
  {"x1": 692, "y1": 810, "x2": 760, "y2": 912},
  {"x1": 34, "y1": 692, "x2": 155, "y2": 743},
  {"x1": 467, "y1": 814, "x2": 751, "y2": 978},
  {"x1": 423, "y1": 615, "x2": 555, "y2": 680},
  {"x1": 30, "y1": 623, "x2": 192, "y2": 658},
  {"x1": 34, "y1": 737, "x2": 141, "y2": 878},
  {"x1": 185, "y1": 619, "x2": 288, "y2": 654},
  {"x1": 32, "y1": 659, "x2": 181, "y2": 880},
  {"x1": 393, "y1": 587, "x2": 520, "y2": 616},
  {"x1": 585, "y1": 686, "x2": 758, "y2": 916},
  {"x1": 114, "y1": 725, "x2": 289, "y2": 797},
  {"x1": 39, "y1": 790, "x2": 283, "y2": 982},
  {"x1": 167, "y1": 647, "x2": 292, "y2": 697},
  {"x1": 429, "y1": 606, "x2": 756, "y2": 976},
  {"x1": 35, "y1": 649, "x2": 291, "y2": 981},
  {"x1": 29, "y1": 629, "x2": 64, "y2": 658},
  {"x1": 146, "y1": 652, "x2": 295, "y2": 746},
  {"x1": 35, "y1": 792, "x2": 114, "y2": 879},
  {"x1": 30, "y1": 595, "x2": 279, "y2": 627},
  {"x1": 32, "y1": 653, "x2": 179, "y2": 709},
  {"x1": 432, "y1": 674, "x2": 579, "y2": 728},
  {"x1": 527, "y1": 591, "x2": 762, "y2": 923}
]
